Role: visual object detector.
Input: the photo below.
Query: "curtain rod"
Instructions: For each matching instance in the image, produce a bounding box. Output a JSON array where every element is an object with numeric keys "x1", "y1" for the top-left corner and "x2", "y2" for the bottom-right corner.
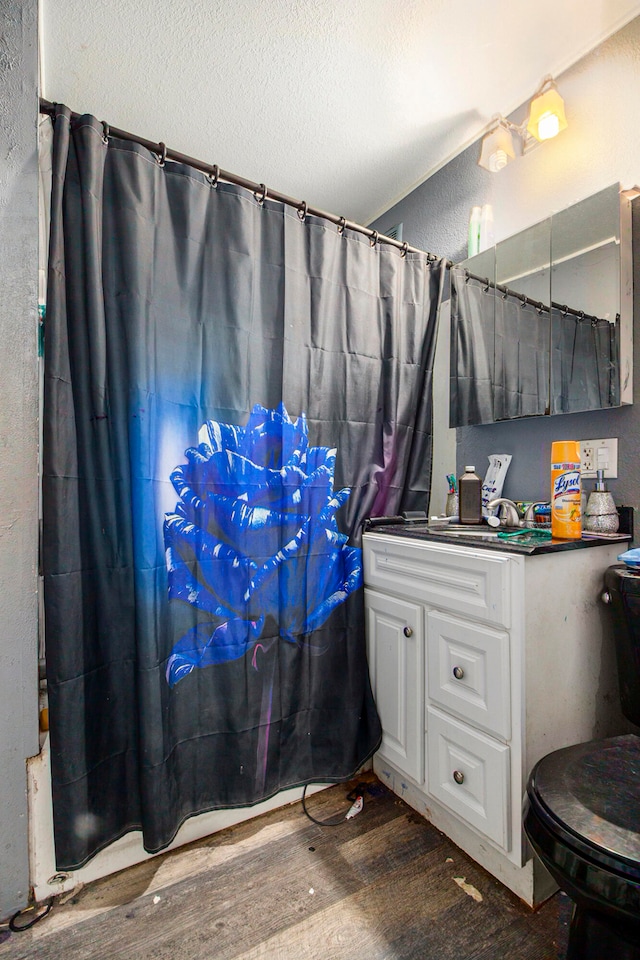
[
  {"x1": 462, "y1": 267, "x2": 614, "y2": 325},
  {"x1": 38, "y1": 100, "x2": 610, "y2": 325},
  {"x1": 39, "y1": 98, "x2": 445, "y2": 264}
]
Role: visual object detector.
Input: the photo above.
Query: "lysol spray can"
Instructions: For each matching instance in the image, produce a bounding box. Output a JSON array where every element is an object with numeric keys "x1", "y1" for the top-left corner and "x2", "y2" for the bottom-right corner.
[{"x1": 551, "y1": 440, "x2": 581, "y2": 539}]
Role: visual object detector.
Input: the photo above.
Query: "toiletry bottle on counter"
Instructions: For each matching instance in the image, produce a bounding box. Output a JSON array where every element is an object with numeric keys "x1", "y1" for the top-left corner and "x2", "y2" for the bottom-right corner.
[
  {"x1": 550, "y1": 440, "x2": 581, "y2": 539},
  {"x1": 459, "y1": 465, "x2": 482, "y2": 524}
]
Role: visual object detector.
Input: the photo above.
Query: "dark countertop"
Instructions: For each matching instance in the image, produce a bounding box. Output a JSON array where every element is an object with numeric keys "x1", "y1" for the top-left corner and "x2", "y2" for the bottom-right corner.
[{"x1": 363, "y1": 519, "x2": 631, "y2": 556}]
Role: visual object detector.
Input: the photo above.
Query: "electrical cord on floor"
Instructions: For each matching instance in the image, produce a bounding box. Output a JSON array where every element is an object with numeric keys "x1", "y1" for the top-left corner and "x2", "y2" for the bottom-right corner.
[
  {"x1": 301, "y1": 782, "x2": 367, "y2": 826},
  {"x1": 9, "y1": 898, "x2": 53, "y2": 932}
]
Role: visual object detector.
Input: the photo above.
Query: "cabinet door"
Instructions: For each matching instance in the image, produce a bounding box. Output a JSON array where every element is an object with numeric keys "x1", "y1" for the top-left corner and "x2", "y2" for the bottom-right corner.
[
  {"x1": 427, "y1": 610, "x2": 511, "y2": 740},
  {"x1": 365, "y1": 589, "x2": 424, "y2": 785}
]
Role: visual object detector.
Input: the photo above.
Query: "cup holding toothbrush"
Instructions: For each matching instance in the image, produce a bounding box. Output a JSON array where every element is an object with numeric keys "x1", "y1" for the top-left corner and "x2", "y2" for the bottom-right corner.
[{"x1": 445, "y1": 492, "x2": 459, "y2": 517}]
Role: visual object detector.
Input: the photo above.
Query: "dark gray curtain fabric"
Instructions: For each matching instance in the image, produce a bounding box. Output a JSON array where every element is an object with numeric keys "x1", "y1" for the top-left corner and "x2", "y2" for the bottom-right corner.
[
  {"x1": 550, "y1": 310, "x2": 619, "y2": 414},
  {"x1": 494, "y1": 295, "x2": 550, "y2": 420},
  {"x1": 449, "y1": 268, "x2": 495, "y2": 426},
  {"x1": 451, "y1": 268, "x2": 621, "y2": 424},
  {"x1": 450, "y1": 270, "x2": 550, "y2": 423},
  {"x1": 43, "y1": 107, "x2": 444, "y2": 870}
]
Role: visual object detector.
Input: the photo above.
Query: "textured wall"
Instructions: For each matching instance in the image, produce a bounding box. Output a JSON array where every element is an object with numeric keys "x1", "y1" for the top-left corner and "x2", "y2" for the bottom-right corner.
[
  {"x1": 0, "y1": 0, "x2": 40, "y2": 919},
  {"x1": 373, "y1": 17, "x2": 640, "y2": 525}
]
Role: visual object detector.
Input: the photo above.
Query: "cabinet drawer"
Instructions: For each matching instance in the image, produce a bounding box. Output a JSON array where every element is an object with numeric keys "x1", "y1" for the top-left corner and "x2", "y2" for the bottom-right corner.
[
  {"x1": 427, "y1": 707, "x2": 510, "y2": 851},
  {"x1": 427, "y1": 611, "x2": 511, "y2": 740},
  {"x1": 365, "y1": 589, "x2": 424, "y2": 785},
  {"x1": 363, "y1": 534, "x2": 511, "y2": 628}
]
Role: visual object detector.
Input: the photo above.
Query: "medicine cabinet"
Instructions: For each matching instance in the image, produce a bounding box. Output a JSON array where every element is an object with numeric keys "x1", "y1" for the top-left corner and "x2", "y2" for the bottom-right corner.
[{"x1": 449, "y1": 183, "x2": 633, "y2": 426}]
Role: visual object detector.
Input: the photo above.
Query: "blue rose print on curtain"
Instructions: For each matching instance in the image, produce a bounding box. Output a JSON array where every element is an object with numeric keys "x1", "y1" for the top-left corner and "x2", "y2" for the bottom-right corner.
[{"x1": 163, "y1": 403, "x2": 362, "y2": 687}]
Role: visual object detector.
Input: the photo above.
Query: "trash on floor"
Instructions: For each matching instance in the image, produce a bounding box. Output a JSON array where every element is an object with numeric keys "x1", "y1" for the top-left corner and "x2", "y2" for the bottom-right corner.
[{"x1": 453, "y1": 877, "x2": 484, "y2": 903}]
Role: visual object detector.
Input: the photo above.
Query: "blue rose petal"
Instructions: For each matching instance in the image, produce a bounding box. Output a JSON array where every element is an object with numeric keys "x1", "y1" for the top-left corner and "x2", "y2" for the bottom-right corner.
[
  {"x1": 164, "y1": 403, "x2": 362, "y2": 686},
  {"x1": 241, "y1": 403, "x2": 308, "y2": 468},
  {"x1": 304, "y1": 544, "x2": 363, "y2": 635},
  {"x1": 164, "y1": 515, "x2": 256, "y2": 611},
  {"x1": 166, "y1": 616, "x2": 265, "y2": 687}
]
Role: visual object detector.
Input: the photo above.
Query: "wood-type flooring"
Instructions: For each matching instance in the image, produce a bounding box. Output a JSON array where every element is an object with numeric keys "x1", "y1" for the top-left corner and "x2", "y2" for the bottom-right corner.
[{"x1": 0, "y1": 774, "x2": 570, "y2": 960}]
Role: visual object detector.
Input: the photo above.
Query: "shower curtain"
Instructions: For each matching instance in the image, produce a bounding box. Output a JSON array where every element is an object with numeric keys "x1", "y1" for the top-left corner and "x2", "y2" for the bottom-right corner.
[
  {"x1": 449, "y1": 268, "x2": 495, "y2": 426},
  {"x1": 43, "y1": 107, "x2": 444, "y2": 870},
  {"x1": 493, "y1": 293, "x2": 550, "y2": 420},
  {"x1": 450, "y1": 268, "x2": 550, "y2": 423},
  {"x1": 451, "y1": 266, "x2": 620, "y2": 423},
  {"x1": 550, "y1": 309, "x2": 619, "y2": 414}
]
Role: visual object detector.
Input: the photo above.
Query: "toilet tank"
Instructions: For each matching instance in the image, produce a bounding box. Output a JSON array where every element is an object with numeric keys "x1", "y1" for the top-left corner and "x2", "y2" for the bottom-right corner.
[{"x1": 604, "y1": 564, "x2": 640, "y2": 727}]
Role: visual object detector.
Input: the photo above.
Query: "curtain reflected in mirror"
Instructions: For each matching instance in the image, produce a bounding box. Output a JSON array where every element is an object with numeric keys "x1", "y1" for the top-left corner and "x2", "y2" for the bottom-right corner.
[
  {"x1": 551, "y1": 311, "x2": 619, "y2": 414},
  {"x1": 495, "y1": 295, "x2": 549, "y2": 419},
  {"x1": 450, "y1": 184, "x2": 631, "y2": 426},
  {"x1": 449, "y1": 262, "x2": 495, "y2": 426},
  {"x1": 494, "y1": 216, "x2": 550, "y2": 420},
  {"x1": 550, "y1": 184, "x2": 622, "y2": 415}
]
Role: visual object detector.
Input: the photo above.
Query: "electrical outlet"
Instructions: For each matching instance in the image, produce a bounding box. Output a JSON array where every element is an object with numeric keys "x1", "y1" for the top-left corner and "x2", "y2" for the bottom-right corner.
[
  {"x1": 581, "y1": 442, "x2": 594, "y2": 473},
  {"x1": 579, "y1": 438, "x2": 618, "y2": 479}
]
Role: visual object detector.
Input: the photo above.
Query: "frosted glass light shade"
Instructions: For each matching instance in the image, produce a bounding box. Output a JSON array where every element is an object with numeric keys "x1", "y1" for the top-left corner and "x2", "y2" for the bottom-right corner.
[
  {"x1": 478, "y1": 125, "x2": 516, "y2": 173},
  {"x1": 527, "y1": 86, "x2": 567, "y2": 141}
]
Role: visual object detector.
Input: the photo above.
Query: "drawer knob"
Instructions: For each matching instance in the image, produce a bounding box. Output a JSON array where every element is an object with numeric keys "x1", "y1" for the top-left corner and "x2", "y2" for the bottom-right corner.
[
  {"x1": 403, "y1": 626, "x2": 413, "y2": 638},
  {"x1": 453, "y1": 770, "x2": 465, "y2": 785},
  {"x1": 452, "y1": 665, "x2": 465, "y2": 680}
]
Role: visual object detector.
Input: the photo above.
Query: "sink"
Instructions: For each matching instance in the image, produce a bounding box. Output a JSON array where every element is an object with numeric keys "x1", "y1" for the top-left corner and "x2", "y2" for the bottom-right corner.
[
  {"x1": 432, "y1": 528, "x2": 500, "y2": 537},
  {"x1": 365, "y1": 520, "x2": 563, "y2": 554},
  {"x1": 367, "y1": 520, "x2": 526, "y2": 541},
  {"x1": 423, "y1": 523, "x2": 525, "y2": 538}
]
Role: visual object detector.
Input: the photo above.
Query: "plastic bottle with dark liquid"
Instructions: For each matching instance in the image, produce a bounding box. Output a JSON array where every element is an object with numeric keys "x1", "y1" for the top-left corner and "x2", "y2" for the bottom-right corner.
[{"x1": 459, "y1": 465, "x2": 482, "y2": 524}]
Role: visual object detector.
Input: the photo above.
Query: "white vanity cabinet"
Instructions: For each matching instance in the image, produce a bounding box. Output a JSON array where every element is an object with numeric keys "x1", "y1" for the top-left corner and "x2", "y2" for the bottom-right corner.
[{"x1": 363, "y1": 531, "x2": 627, "y2": 906}]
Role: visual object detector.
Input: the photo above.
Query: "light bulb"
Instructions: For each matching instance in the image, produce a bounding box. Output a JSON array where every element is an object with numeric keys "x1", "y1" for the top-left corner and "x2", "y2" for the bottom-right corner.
[
  {"x1": 490, "y1": 150, "x2": 509, "y2": 172},
  {"x1": 536, "y1": 111, "x2": 560, "y2": 141},
  {"x1": 526, "y1": 83, "x2": 567, "y2": 141},
  {"x1": 478, "y1": 123, "x2": 517, "y2": 172}
]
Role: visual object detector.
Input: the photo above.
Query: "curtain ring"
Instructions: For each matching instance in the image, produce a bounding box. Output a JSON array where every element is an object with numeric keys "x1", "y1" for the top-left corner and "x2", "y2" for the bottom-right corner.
[
  {"x1": 207, "y1": 163, "x2": 219, "y2": 188},
  {"x1": 337, "y1": 216, "x2": 346, "y2": 235},
  {"x1": 297, "y1": 201, "x2": 307, "y2": 221},
  {"x1": 155, "y1": 142, "x2": 167, "y2": 166},
  {"x1": 101, "y1": 121, "x2": 109, "y2": 145},
  {"x1": 464, "y1": 269, "x2": 470, "y2": 284},
  {"x1": 577, "y1": 310, "x2": 585, "y2": 322},
  {"x1": 369, "y1": 230, "x2": 378, "y2": 247},
  {"x1": 254, "y1": 183, "x2": 267, "y2": 205},
  {"x1": 482, "y1": 278, "x2": 490, "y2": 293},
  {"x1": 520, "y1": 293, "x2": 527, "y2": 308},
  {"x1": 400, "y1": 242, "x2": 408, "y2": 258},
  {"x1": 561, "y1": 304, "x2": 569, "y2": 316}
]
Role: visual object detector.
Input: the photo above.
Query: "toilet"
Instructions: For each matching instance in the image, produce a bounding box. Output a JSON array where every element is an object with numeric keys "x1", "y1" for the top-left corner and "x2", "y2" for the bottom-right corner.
[{"x1": 524, "y1": 564, "x2": 640, "y2": 960}]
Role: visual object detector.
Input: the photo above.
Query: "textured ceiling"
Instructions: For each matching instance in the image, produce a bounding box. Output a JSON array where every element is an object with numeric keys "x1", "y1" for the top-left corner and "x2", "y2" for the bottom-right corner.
[{"x1": 41, "y1": 0, "x2": 640, "y2": 225}]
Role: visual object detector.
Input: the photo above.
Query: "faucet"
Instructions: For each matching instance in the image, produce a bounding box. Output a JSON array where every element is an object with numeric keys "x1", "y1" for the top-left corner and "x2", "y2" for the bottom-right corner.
[
  {"x1": 523, "y1": 501, "x2": 549, "y2": 524},
  {"x1": 486, "y1": 498, "x2": 521, "y2": 527}
]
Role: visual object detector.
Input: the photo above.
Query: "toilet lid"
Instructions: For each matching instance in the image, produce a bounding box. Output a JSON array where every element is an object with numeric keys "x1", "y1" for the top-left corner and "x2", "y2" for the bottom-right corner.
[{"x1": 530, "y1": 734, "x2": 640, "y2": 878}]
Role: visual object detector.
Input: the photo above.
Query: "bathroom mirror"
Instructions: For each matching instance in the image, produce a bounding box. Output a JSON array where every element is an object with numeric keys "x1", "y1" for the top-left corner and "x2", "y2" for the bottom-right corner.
[{"x1": 450, "y1": 183, "x2": 632, "y2": 426}]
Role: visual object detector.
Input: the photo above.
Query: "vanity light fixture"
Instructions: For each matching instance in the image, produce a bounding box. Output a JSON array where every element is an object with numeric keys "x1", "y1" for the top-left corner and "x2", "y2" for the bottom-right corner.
[
  {"x1": 478, "y1": 75, "x2": 567, "y2": 172},
  {"x1": 526, "y1": 77, "x2": 568, "y2": 141},
  {"x1": 478, "y1": 120, "x2": 517, "y2": 173}
]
